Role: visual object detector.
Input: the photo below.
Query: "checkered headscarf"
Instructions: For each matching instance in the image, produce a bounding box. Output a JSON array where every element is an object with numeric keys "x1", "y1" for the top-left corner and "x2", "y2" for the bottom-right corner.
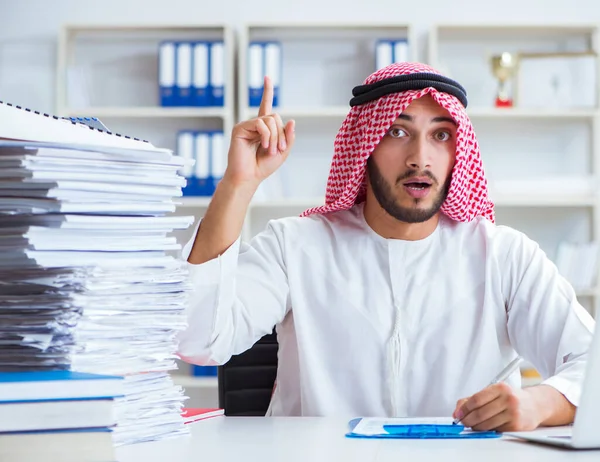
[{"x1": 301, "y1": 62, "x2": 494, "y2": 223}]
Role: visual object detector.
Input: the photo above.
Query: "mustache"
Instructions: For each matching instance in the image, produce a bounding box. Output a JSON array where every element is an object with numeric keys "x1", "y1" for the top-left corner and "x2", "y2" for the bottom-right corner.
[{"x1": 395, "y1": 169, "x2": 438, "y2": 185}]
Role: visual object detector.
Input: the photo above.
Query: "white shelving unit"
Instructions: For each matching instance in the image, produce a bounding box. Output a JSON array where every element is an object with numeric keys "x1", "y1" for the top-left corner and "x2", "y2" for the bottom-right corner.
[
  {"x1": 52, "y1": 21, "x2": 600, "y2": 398},
  {"x1": 428, "y1": 23, "x2": 600, "y2": 326},
  {"x1": 172, "y1": 375, "x2": 218, "y2": 389}
]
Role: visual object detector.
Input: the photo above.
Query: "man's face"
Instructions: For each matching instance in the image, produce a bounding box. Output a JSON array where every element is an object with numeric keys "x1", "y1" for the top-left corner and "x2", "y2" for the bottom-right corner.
[{"x1": 366, "y1": 95, "x2": 457, "y2": 223}]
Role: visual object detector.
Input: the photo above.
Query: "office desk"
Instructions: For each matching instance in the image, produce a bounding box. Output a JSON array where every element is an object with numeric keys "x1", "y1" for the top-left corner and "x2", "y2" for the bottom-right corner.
[{"x1": 116, "y1": 417, "x2": 599, "y2": 462}]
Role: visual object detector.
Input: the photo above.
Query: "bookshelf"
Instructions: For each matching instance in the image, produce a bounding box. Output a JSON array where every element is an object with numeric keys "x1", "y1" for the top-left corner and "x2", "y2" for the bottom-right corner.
[{"x1": 52, "y1": 20, "x2": 600, "y2": 400}]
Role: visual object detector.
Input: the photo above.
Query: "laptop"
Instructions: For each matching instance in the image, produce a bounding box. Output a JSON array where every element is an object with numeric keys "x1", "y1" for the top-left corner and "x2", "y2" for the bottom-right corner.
[{"x1": 505, "y1": 322, "x2": 600, "y2": 449}]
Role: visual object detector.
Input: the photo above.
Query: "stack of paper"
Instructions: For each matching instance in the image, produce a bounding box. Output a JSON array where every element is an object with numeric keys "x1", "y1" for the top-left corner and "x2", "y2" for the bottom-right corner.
[{"x1": 0, "y1": 127, "x2": 195, "y2": 446}]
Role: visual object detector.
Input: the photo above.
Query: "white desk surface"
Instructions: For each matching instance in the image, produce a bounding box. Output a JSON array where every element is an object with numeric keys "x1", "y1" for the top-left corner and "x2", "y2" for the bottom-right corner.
[{"x1": 116, "y1": 417, "x2": 600, "y2": 462}]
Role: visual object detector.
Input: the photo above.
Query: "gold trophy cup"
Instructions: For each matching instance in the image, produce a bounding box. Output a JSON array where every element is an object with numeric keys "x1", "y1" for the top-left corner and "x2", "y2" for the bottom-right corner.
[{"x1": 491, "y1": 52, "x2": 518, "y2": 107}]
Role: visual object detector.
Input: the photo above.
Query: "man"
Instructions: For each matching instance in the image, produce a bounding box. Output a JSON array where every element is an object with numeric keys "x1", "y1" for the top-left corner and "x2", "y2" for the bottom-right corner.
[{"x1": 178, "y1": 62, "x2": 595, "y2": 432}]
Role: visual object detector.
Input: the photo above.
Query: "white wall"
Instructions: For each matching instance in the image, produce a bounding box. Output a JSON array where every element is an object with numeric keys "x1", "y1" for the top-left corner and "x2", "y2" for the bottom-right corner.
[{"x1": 1, "y1": 0, "x2": 599, "y2": 112}]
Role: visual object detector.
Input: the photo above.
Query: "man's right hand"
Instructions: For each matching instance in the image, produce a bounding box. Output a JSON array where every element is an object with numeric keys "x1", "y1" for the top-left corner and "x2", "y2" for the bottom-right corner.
[
  {"x1": 223, "y1": 75, "x2": 295, "y2": 189},
  {"x1": 187, "y1": 75, "x2": 295, "y2": 265}
]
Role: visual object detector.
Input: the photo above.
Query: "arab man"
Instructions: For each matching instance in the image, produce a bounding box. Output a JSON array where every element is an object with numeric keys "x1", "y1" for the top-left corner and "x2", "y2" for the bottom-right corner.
[{"x1": 178, "y1": 62, "x2": 595, "y2": 432}]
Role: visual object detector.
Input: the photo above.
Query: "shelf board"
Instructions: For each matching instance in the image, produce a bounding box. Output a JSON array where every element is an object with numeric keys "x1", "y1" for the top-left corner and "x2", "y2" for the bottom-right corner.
[
  {"x1": 575, "y1": 288, "x2": 599, "y2": 297},
  {"x1": 172, "y1": 375, "x2": 218, "y2": 389},
  {"x1": 521, "y1": 376, "x2": 542, "y2": 388},
  {"x1": 242, "y1": 106, "x2": 349, "y2": 120},
  {"x1": 247, "y1": 21, "x2": 412, "y2": 30},
  {"x1": 178, "y1": 197, "x2": 326, "y2": 209},
  {"x1": 180, "y1": 194, "x2": 596, "y2": 209},
  {"x1": 435, "y1": 23, "x2": 598, "y2": 38},
  {"x1": 246, "y1": 23, "x2": 412, "y2": 41},
  {"x1": 64, "y1": 23, "x2": 228, "y2": 33},
  {"x1": 63, "y1": 107, "x2": 228, "y2": 119},
  {"x1": 240, "y1": 106, "x2": 599, "y2": 121},
  {"x1": 251, "y1": 197, "x2": 325, "y2": 208},
  {"x1": 492, "y1": 193, "x2": 596, "y2": 207},
  {"x1": 467, "y1": 107, "x2": 598, "y2": 119},
  {"x1": 178, "y1": 197, "x2": 212, "y2": 208}
]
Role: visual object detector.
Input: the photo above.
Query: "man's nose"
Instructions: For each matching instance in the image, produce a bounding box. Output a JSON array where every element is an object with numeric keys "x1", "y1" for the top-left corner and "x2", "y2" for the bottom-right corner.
[{"x1": 405, "y1": 137, "x2": 431, "y2": 170}]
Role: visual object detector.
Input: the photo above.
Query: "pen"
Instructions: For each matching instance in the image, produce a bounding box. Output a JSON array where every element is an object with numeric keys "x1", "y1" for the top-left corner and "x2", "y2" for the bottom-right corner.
[{"x1": 452, "y1": 356, "x2": 523, "y2": 425}]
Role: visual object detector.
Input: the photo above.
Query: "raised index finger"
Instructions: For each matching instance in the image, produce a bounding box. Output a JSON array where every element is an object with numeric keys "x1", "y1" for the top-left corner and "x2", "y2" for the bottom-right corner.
[{"x1": 258, "y1": 75, "x2": 273, "y2": 117}]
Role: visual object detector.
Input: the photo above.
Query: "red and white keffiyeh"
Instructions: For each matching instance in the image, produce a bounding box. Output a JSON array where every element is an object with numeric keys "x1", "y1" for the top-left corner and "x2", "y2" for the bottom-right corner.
[{"x1": 301, "y1": 62, "x2": 495, "y2": 223}]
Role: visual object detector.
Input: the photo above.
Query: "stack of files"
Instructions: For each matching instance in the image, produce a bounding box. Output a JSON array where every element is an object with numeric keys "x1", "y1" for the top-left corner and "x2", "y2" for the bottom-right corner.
[
  {"x1": 177, "y1": 129, "x2": 226, "y2": 196},
  {"x1": 0, "y1": 101, "x2": 196, "y2": 446},
  {"x1": 0, "y1": 370, "x2": 123, "y2": 462},
  {"x1": 248, "y1": 41, "x2": 281, "y2": 107},
  {"x1": 159, "y1": 40, "x2": 225, "y2": 107}
]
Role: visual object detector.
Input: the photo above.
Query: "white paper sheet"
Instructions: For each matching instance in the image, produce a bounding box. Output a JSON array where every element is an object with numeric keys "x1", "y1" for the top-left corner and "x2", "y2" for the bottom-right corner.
[{"x1": 352, "y1": 417, "x2": 455, "y2": 436}]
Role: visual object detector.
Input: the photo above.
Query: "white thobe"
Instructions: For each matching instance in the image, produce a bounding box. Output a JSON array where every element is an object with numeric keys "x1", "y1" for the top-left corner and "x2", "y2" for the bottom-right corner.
[{"x1": 177, "y1": 202, "x2": 595, "y2": 417}]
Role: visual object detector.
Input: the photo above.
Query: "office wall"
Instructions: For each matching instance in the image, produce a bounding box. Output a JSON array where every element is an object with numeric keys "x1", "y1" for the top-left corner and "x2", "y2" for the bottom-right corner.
[{"x1": 0, "y1": 0, "x2": 599, "y2": 112}]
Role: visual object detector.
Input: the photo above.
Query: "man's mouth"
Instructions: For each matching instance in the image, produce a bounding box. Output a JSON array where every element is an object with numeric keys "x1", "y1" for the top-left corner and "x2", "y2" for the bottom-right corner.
[{"x1": 402, "y1": 178, "x2": 433, "y2": 190}]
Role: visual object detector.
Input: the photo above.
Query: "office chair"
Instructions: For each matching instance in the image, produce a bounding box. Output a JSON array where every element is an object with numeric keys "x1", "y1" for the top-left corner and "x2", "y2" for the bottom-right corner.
[{"x1": 217, "y1": 330, "x2": 279, "y2": 416}]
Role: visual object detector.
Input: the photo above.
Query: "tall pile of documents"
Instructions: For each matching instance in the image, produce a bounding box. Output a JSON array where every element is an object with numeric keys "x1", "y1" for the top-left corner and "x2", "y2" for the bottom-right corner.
[{"x1": 0, "y1": 102, "x2": 195, "y2": 446}]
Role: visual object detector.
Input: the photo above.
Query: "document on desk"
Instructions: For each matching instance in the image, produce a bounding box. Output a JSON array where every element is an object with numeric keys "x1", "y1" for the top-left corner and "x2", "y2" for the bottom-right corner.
[{"x1": 346, "y1": 417, "x2": 501, "y2": 439}]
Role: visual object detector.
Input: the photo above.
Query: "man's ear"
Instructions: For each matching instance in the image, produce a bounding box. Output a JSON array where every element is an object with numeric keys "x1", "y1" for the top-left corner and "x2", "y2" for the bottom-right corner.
[{"x1": 365, "y1": 156, "x2": 374, "y2": 186}]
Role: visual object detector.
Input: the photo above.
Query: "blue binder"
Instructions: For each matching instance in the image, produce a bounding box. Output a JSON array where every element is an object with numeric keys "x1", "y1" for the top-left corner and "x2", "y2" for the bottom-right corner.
[
  {"x1": 192, "y1": 365, "x2": 217, "y2": 377},
  {"x1": 179, "y1": 130, "x2": 212, "y2": 196},
  {"x1": 392, "y1": 38, "x2": 409, "y2": 64},
  {"x1": 209, "y1": 41, "x2": 225, "y2": 106},
  {"x1": 175, "y1": 41, "x2": 193, "y2": 106},
  {"x1": 177, "y1": 130, "x2": 198, "y2": 196},
  {"x1": 248, "y1": 41, "x2": 264, "y2": 107},
  {"x1": 346, "y1": 418, "x2": 500, "y2": 439},
  {"x1": 264, "y1": 41, "x2": 281, "y2": 107},
  {"x1": 192, "y1": 41, "x2": 210, "y2": 107},
  {"x1": 248, "y1": 41, "x2": 281, "y2": 107},
  {"x1": 209, "y1": 130, "x2": 225, "y2": 191},
  {"x1": 375, "y1": 39, "x2": 409, "y2": 70},
  {"x1": 158, "y1": 41, "x2": 176, "y2": 106}
]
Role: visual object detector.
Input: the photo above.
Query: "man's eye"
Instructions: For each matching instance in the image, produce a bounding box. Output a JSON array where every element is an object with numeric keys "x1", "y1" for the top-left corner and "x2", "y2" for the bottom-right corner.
[
  {"x1": 388, "y1": 128, "x2": 406, "y2": 138},
  {"x1": 436, "y1": 131, "x2": 451, "y2": 141}
]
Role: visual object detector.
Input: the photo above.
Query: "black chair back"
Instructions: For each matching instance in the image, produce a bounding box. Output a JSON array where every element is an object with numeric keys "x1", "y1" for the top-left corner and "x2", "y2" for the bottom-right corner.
[{"x1": 217, "y1": 331, "x2": 279, "y2": 416}]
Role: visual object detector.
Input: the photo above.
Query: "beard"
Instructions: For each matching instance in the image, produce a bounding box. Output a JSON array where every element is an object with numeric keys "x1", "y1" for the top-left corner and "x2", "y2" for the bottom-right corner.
[{"x1": 366, "y1": 157, "x2": 451, "y2": 224}]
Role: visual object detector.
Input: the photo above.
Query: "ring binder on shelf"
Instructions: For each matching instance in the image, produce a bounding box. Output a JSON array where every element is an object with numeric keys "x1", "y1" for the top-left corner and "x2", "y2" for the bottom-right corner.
[
  {"x1": 209, "y1": 41, "x2": 225, "y2": 106},
  {"x1": 158, "y1": 41, "x2": 177, "y2": 107},
  {"x1": 248, "y1": 41, "x2": 281, "y2": 107},
  {"x1": 192, "y1": 41, "x2": 210, "y2": 107}
]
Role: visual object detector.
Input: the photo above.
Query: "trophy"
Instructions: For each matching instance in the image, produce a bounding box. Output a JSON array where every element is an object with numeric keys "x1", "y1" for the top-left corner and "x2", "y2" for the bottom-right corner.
[{"x1": 490, "y1": 52, "x2": 518, "y2": 107}]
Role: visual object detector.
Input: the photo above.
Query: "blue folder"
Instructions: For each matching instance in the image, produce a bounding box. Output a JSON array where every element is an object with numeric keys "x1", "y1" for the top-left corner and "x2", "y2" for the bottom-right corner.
[{"x1": 346, "y1": 418, "x2": 500, "y2": 439}]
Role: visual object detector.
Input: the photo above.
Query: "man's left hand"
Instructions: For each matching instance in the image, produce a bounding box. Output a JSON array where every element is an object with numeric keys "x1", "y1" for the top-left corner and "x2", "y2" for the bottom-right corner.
[{"x1": 453, "y1": 382, "x2": 543, "y2": 432}]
